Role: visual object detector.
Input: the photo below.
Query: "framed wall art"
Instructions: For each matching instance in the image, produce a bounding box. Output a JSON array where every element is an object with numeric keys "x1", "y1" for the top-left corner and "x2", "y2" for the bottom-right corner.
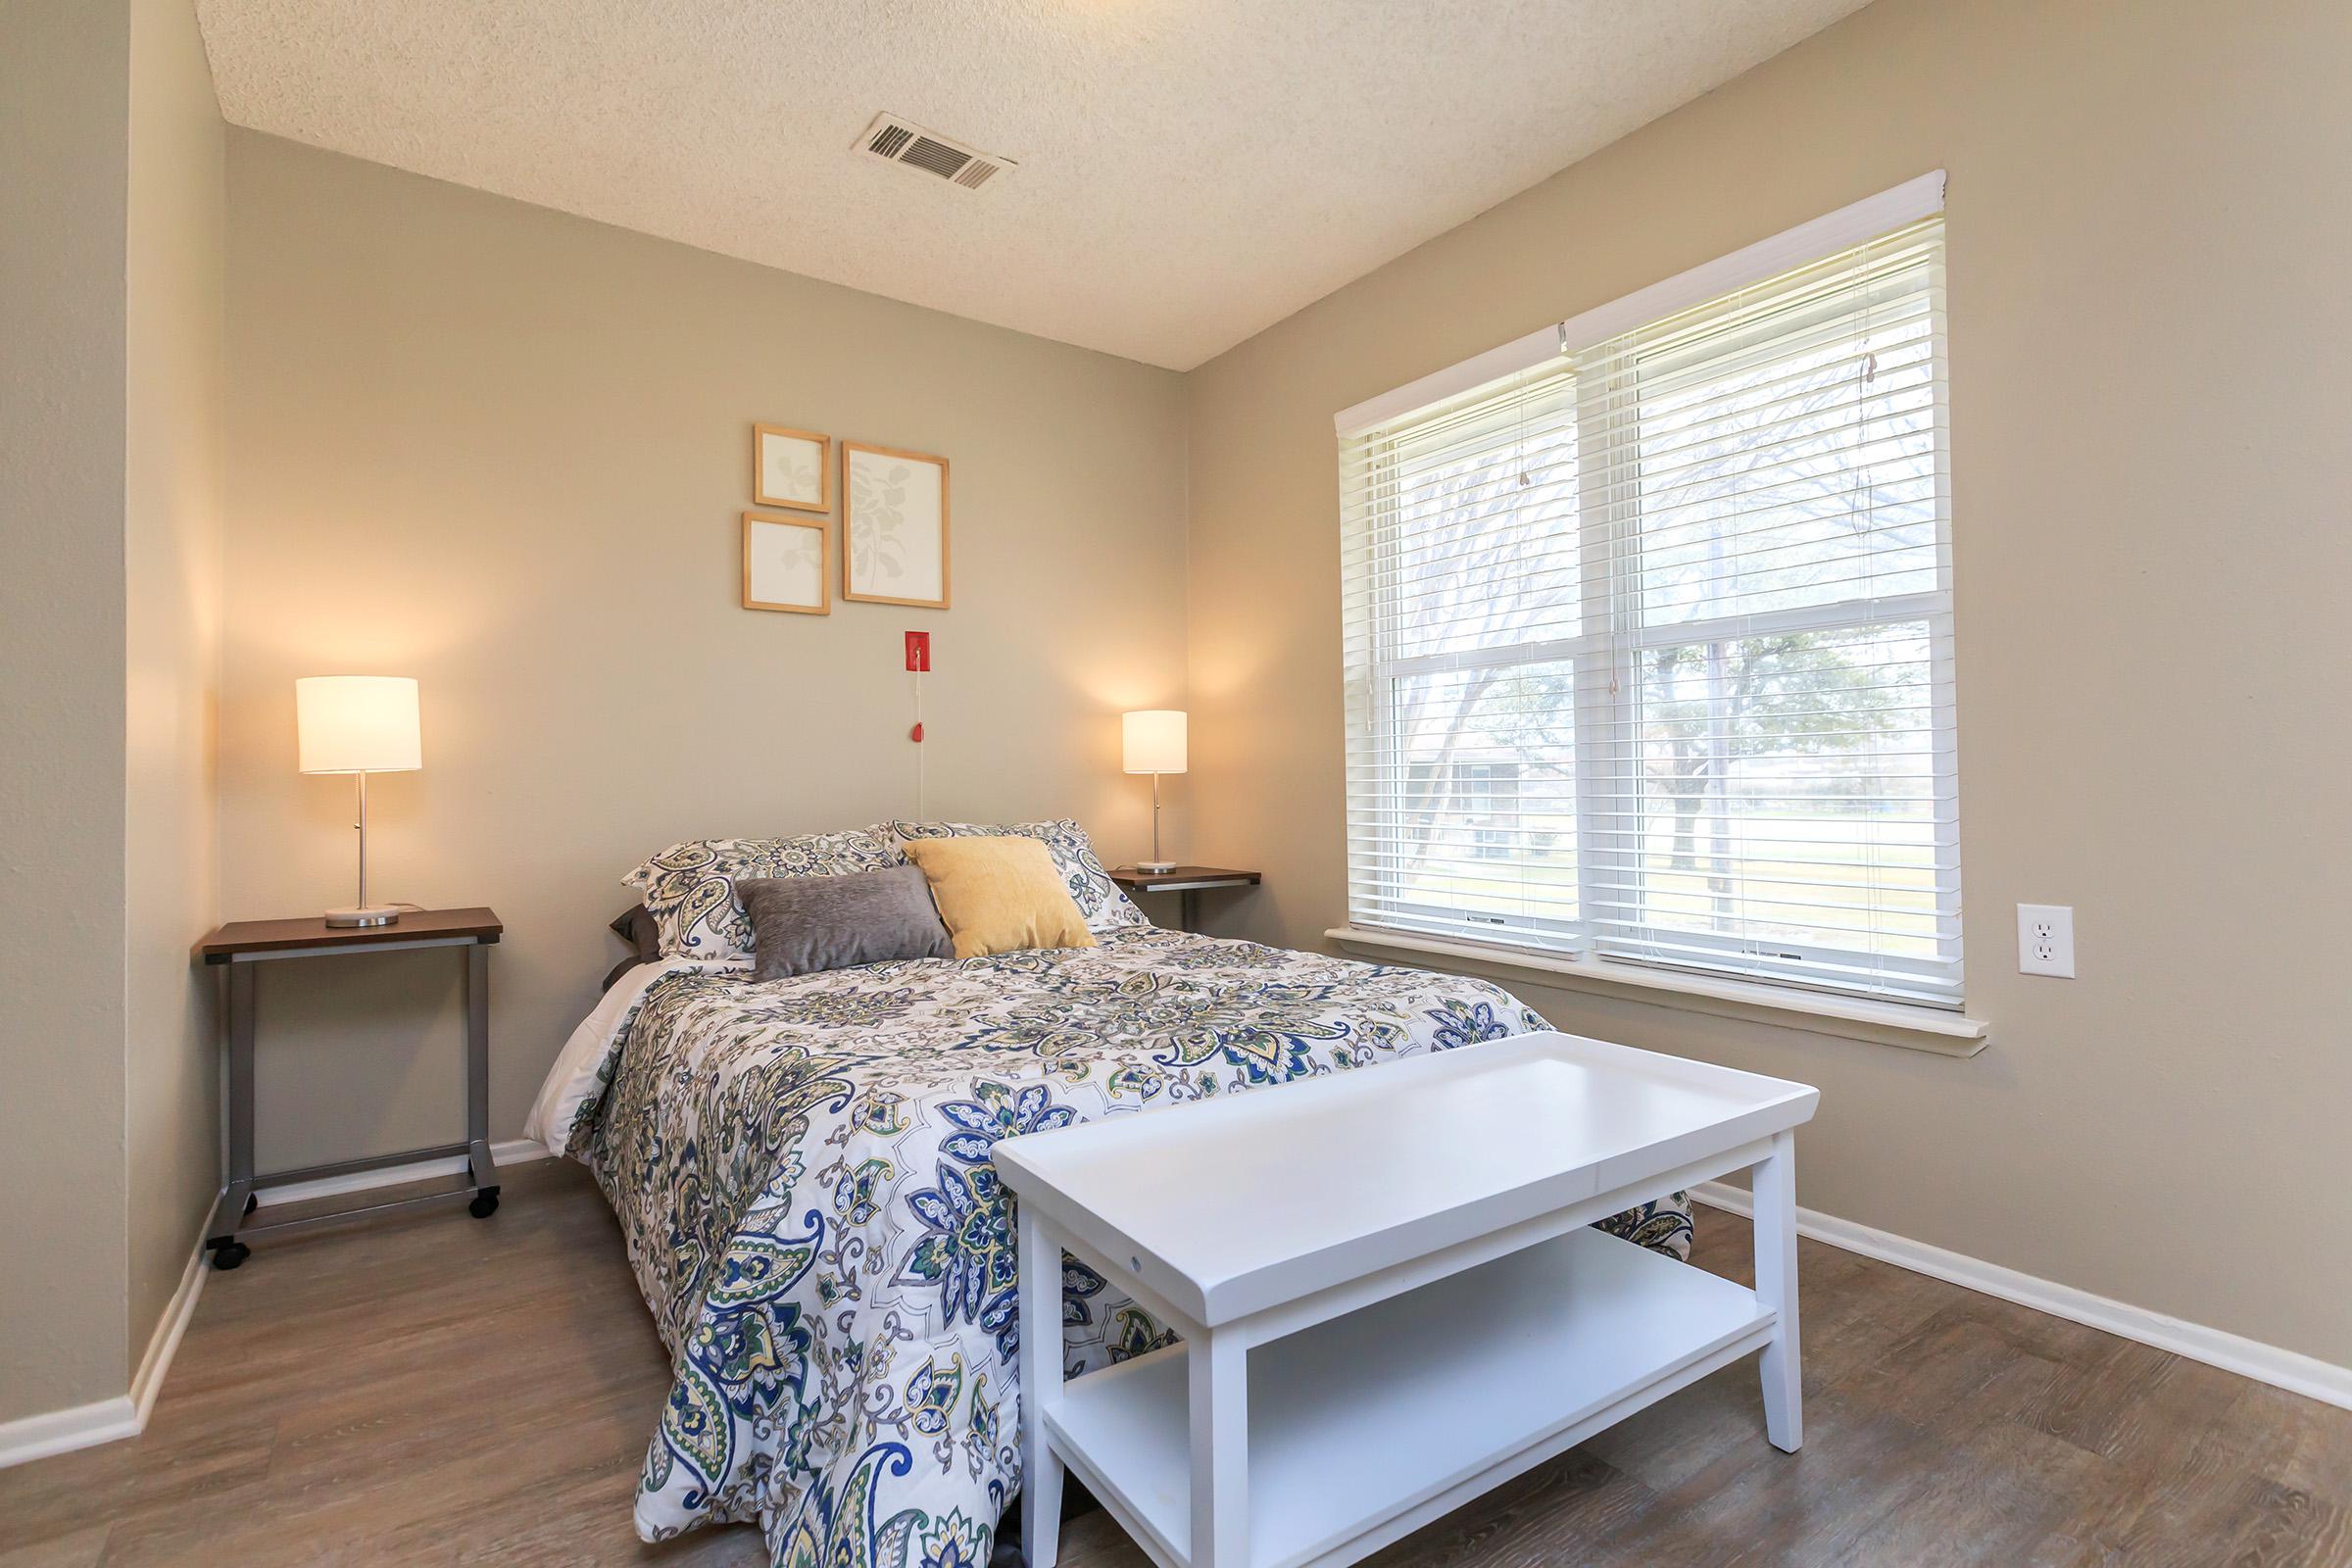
[
  {"x1": 754, "y1": 424, "x2": 830, "y2": 513},
  {"x1": 842, "y1": 441, "x2": 949, "y2": 610},
  {"x1": 742, "y1": 512, "x2": 829, "y2": 614}
]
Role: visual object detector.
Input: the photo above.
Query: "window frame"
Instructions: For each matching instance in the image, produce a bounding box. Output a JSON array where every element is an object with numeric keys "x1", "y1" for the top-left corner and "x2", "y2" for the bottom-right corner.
[{"x1": 1339, "y1": 174, "x2": 1961, "y2": 1014}]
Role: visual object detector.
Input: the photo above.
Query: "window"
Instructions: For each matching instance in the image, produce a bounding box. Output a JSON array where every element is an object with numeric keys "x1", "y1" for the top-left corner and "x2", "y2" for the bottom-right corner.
[{"x1": 1339, "y1": 184, "x2": 1957, "y2": 1008}]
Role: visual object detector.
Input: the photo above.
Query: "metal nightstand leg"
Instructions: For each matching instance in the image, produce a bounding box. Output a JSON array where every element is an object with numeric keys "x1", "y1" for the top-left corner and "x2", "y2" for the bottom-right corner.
[
  {"x1": 203, "y1": 935, "x2": 504, "y2": 1259},
  {"x1": 465, "y1": 943, "x2": 500, "y2": 1217},
  {"x1": 203, "y1": 961, "x2": 258, "y2": 1268}
]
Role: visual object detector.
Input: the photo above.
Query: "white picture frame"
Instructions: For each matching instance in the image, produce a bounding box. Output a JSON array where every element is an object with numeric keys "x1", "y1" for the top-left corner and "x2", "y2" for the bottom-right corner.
[
  {"x1": 742, "y1": 513, "x2": 829, "y2": 614},
  {"x1": 754, "y1": 424, "x2": 830, "y2": 513},
  {"x1": 842, "y1": 441, "x2": 950, "y2": 609}
]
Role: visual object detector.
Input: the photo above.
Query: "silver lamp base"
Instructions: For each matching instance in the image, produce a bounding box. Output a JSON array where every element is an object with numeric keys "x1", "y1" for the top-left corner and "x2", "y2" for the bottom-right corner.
[
  {"x1": 324, "y1": 905, "x2": 401, "y2": 928},
  {"x1": 1136, "y1": 860, "x2": 1177, "y2": 874}
]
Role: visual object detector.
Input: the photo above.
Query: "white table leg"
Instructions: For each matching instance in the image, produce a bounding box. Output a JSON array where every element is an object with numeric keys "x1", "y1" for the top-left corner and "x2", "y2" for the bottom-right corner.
[
  {"x1": 1016, "y1": 1203, "x2": 1066, "y2": 1568},
  {"x1": 1188, "y1": 1329, "x2": 1249, "y2": 1567},
  {"x1": 1752, "y1": 1129, "x2": 1802, "y2": 1451}
]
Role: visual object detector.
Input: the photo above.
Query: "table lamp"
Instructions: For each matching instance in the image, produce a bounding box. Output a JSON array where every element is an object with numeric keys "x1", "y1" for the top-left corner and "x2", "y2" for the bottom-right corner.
[
  {"x1": 1121, "y1": 710, "x2": 1186, "y2": 874},
  {"x1": 297, "y1": 675, "x2": 422, "y2": 927}
]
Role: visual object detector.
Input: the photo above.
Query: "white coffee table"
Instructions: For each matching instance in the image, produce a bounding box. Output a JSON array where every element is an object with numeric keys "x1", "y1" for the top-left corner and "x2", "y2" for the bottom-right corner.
[{"x1": 993, "y1": 1030, "x2": 1819, "y2": 1568}]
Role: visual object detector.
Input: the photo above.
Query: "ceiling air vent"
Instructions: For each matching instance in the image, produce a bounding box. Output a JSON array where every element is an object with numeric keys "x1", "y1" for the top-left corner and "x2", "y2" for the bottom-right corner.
[{"x1": 858, "y1": 113, "x2": 1015, "y2": 191}]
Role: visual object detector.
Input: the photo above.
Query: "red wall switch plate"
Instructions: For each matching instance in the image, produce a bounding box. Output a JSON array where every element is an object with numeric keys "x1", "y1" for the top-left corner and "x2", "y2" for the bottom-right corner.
[{"x1": 905, "y1": 630, "x2": 931, "y2": 672}]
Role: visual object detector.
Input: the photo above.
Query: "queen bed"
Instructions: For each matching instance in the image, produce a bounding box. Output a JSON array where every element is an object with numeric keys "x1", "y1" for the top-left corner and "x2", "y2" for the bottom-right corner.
[{"x1": 526, "y1": 821, "x2": 1693, "y2": 1567}]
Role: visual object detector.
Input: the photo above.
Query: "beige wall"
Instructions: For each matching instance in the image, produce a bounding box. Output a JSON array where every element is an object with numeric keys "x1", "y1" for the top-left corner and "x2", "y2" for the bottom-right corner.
[
  {"x1": 0, "y1": 0, "x2": 136, "y2": 1426},
  {"x1": 0, "y1": 0, "x2": 223, "y2": 1429},
  {"x1": 219, "y1": 134, "x2": 1192, "y2": 1168},
  {"x1": 1186, "y1": 0, "x2": 2352, "y2": 1366},
  {"x1": 123, "y1": 0, "x2": 225, "y2": 1371}
]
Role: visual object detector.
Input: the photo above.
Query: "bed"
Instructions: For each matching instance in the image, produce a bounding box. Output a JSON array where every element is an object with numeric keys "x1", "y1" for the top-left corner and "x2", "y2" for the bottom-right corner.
[{"x1": 527, "y1": 831, "x2": 1694, "y2": 1568}]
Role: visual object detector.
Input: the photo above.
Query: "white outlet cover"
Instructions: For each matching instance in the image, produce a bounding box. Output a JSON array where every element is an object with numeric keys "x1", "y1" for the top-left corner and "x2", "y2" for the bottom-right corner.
[{"x1": 2017, "y1": 904, "x2": 2076, "y2": 978}]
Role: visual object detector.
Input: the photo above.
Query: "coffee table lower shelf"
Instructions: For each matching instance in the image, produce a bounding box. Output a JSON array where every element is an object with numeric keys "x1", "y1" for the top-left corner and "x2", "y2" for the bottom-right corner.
[{"x1": 1043, "y1": 1226, "x2": 1773, "y2": 1568}]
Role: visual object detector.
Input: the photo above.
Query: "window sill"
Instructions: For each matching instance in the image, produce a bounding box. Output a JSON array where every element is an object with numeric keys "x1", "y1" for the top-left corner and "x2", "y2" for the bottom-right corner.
[{"x1": 1324, "y1": 926, "x2": 1989, "y2": 1057}]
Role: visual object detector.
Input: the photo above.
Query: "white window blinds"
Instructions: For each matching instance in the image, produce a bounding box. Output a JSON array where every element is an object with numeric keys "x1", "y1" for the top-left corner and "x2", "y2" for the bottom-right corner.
[{"x1": 1339, "y1": 210, "x2": 1958, "y2": 1008}]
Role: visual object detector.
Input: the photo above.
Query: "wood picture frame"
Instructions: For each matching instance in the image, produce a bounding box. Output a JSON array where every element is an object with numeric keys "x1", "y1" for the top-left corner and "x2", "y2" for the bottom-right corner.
[
  {"x1": 742, "y1": 512, "x2": 830, "y2": 614},
  {"x1": 754, "y1": 424, "x2": 831, "y2": 513},
  {"x1": 842, "y1": 441, "x2": 951, "y2": 610}
]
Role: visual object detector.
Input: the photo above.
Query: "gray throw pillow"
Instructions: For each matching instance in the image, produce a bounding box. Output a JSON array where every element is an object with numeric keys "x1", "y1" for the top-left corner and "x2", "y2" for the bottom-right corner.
[{"x1": 739, "y1": 866, "x2": 954, "y2": 981}]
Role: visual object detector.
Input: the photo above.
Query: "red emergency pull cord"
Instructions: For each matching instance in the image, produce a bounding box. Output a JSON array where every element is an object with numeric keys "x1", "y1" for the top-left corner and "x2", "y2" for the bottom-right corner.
[{"x1": 906, "y1": 631, "x2": 930, "y2": 816}]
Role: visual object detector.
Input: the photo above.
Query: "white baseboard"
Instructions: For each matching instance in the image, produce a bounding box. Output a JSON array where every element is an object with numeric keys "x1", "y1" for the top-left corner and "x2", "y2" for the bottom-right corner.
[
  {"x1": 0, "y1": 1207, "x2": 211, "y2": 1471},
  {"x1": 129, "y1": 1212, "x2": 211, "y2": 1429},
  {"x1": 1690, "y1": 1182, "x2": 2352, "y2": 1413},
  {"x1": 0, "y1": 1396, "x2": 140, "y2": 1472},
  {"x1": 0, "y1": 1138, "x2": 556, "y2": 1473},
  {"x1": 259, "y1": 1136, "x2": 553, "y2": 1206}
]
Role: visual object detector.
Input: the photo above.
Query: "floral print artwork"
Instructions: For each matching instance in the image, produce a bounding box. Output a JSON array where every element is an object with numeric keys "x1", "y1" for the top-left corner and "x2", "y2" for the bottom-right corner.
[
  {"x1": 758, "y1": 429, "x2": 825, "y2": 509},
  {"x1": 846, "y1": 447, "x2": 946, "y2": 604},
  {"x1": 548, "y1": 927, "x2": 1694, "y2": 1566}
]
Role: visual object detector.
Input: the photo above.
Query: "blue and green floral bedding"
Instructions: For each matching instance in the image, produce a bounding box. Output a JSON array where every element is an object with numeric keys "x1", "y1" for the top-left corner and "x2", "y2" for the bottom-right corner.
[{"x1": 526, "y1": 926, "x2": 1693, "y2": 1567}]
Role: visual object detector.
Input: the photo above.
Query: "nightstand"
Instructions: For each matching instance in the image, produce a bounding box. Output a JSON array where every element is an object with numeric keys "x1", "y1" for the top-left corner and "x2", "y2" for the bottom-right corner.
[
  {"x1": 1108, "y1": 866, "x2": 1261, "y2": 933},
  {"x1": 195, "y1": 906, "x2": 503, "y2": 1269}
]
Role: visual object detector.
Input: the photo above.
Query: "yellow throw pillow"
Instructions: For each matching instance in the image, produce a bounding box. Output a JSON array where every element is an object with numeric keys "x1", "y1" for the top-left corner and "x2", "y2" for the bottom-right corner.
[{"x1": 902, "y1": 835, "x2": 1098, "y2": 960}]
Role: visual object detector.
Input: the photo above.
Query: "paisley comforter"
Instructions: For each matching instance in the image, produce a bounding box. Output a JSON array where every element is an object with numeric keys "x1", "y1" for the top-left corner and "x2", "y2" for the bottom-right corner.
[{"x1": 526, "y1": 927, "x2": 1694, "y2": 1567}]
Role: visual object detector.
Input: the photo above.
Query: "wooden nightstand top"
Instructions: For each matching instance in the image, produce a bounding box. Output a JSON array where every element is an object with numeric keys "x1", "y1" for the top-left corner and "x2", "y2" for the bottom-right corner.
[
  {"x1": 198, "y1": 906, "x2": 503, "y2": 962},
  {"x1": 1106, "y1": 866, "x2": 1261, "y2": 894}
]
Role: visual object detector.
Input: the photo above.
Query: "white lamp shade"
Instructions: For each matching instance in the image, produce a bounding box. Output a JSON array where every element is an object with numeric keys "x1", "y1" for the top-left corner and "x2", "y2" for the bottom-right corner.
[
  {"x1": 1121, "y1": 710, "x2": 1188, "y2": 775},
  {"x1": 296, "y1": 676, "x2": 422, "y2": 774}
]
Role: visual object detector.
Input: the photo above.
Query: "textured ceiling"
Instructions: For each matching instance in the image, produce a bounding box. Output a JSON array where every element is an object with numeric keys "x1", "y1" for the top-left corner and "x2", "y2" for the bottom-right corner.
[{"x1": 194, "y1": 0, "x2": 1870, "y2": 369}]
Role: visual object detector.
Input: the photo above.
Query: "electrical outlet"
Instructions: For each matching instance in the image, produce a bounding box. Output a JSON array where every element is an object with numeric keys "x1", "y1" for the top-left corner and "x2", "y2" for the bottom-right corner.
[{"x1": 2017, "y1": 904, "x2": 2075, "y2": 977}]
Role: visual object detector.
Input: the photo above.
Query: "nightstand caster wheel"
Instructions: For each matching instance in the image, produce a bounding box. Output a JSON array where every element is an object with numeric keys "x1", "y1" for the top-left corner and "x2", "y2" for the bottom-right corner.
[
  {"x1": 243, "y1": 1194, "x2": 258, "y2": 1216},
  {"x1": 210, "y1": 1240, "x2": 250, "y2": 1270},
  {"x1": 468, "y1": 1188, "x2": 500, "y2": 1219}
]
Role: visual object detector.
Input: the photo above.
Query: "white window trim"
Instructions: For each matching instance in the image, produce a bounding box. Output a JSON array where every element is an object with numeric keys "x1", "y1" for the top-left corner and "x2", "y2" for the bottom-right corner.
[
  {"x1": 1325, "y1": 925, "x2": 1988, "y2": 1056},
  {"x1": 1334, "y1": 171, "x2": 1971, "y2": 1043},
  {"x1": 1335, "y1": 171, "x2": 1948, "y2": 437}
]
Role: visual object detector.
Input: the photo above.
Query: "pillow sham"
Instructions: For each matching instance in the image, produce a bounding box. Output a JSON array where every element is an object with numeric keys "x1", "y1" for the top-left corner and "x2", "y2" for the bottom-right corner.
[
  {"x1": 901, "y1": 836, "x2": 1096, "y2": 959},
  {"x1": 739, "y1": 866, "x2": 954, "y2": 980},
  {"x1": 622, "y1": 829, "x2": 904, "y2": 960},
  {"x1": 886, "y1": 817, "x2": 1147, "y2": 935}
]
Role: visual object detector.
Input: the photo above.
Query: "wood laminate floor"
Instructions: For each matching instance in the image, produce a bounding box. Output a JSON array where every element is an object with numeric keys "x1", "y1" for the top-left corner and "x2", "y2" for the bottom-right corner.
[{"x1": 2, "y1": 1159, "x2": 2345, "y2": 1566}]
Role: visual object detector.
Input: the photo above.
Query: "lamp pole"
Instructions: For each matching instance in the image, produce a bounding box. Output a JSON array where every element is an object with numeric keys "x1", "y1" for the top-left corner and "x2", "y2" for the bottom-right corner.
[
  {"x1": 328, "y1": 769, "x2": 397, "y2": 927},
  {"x1": 356, "y1": 770, "x2": 371, "y2": 913},
  {"x1": 1142, "y1": 770, "x2": 1174, "y2": 873}
]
